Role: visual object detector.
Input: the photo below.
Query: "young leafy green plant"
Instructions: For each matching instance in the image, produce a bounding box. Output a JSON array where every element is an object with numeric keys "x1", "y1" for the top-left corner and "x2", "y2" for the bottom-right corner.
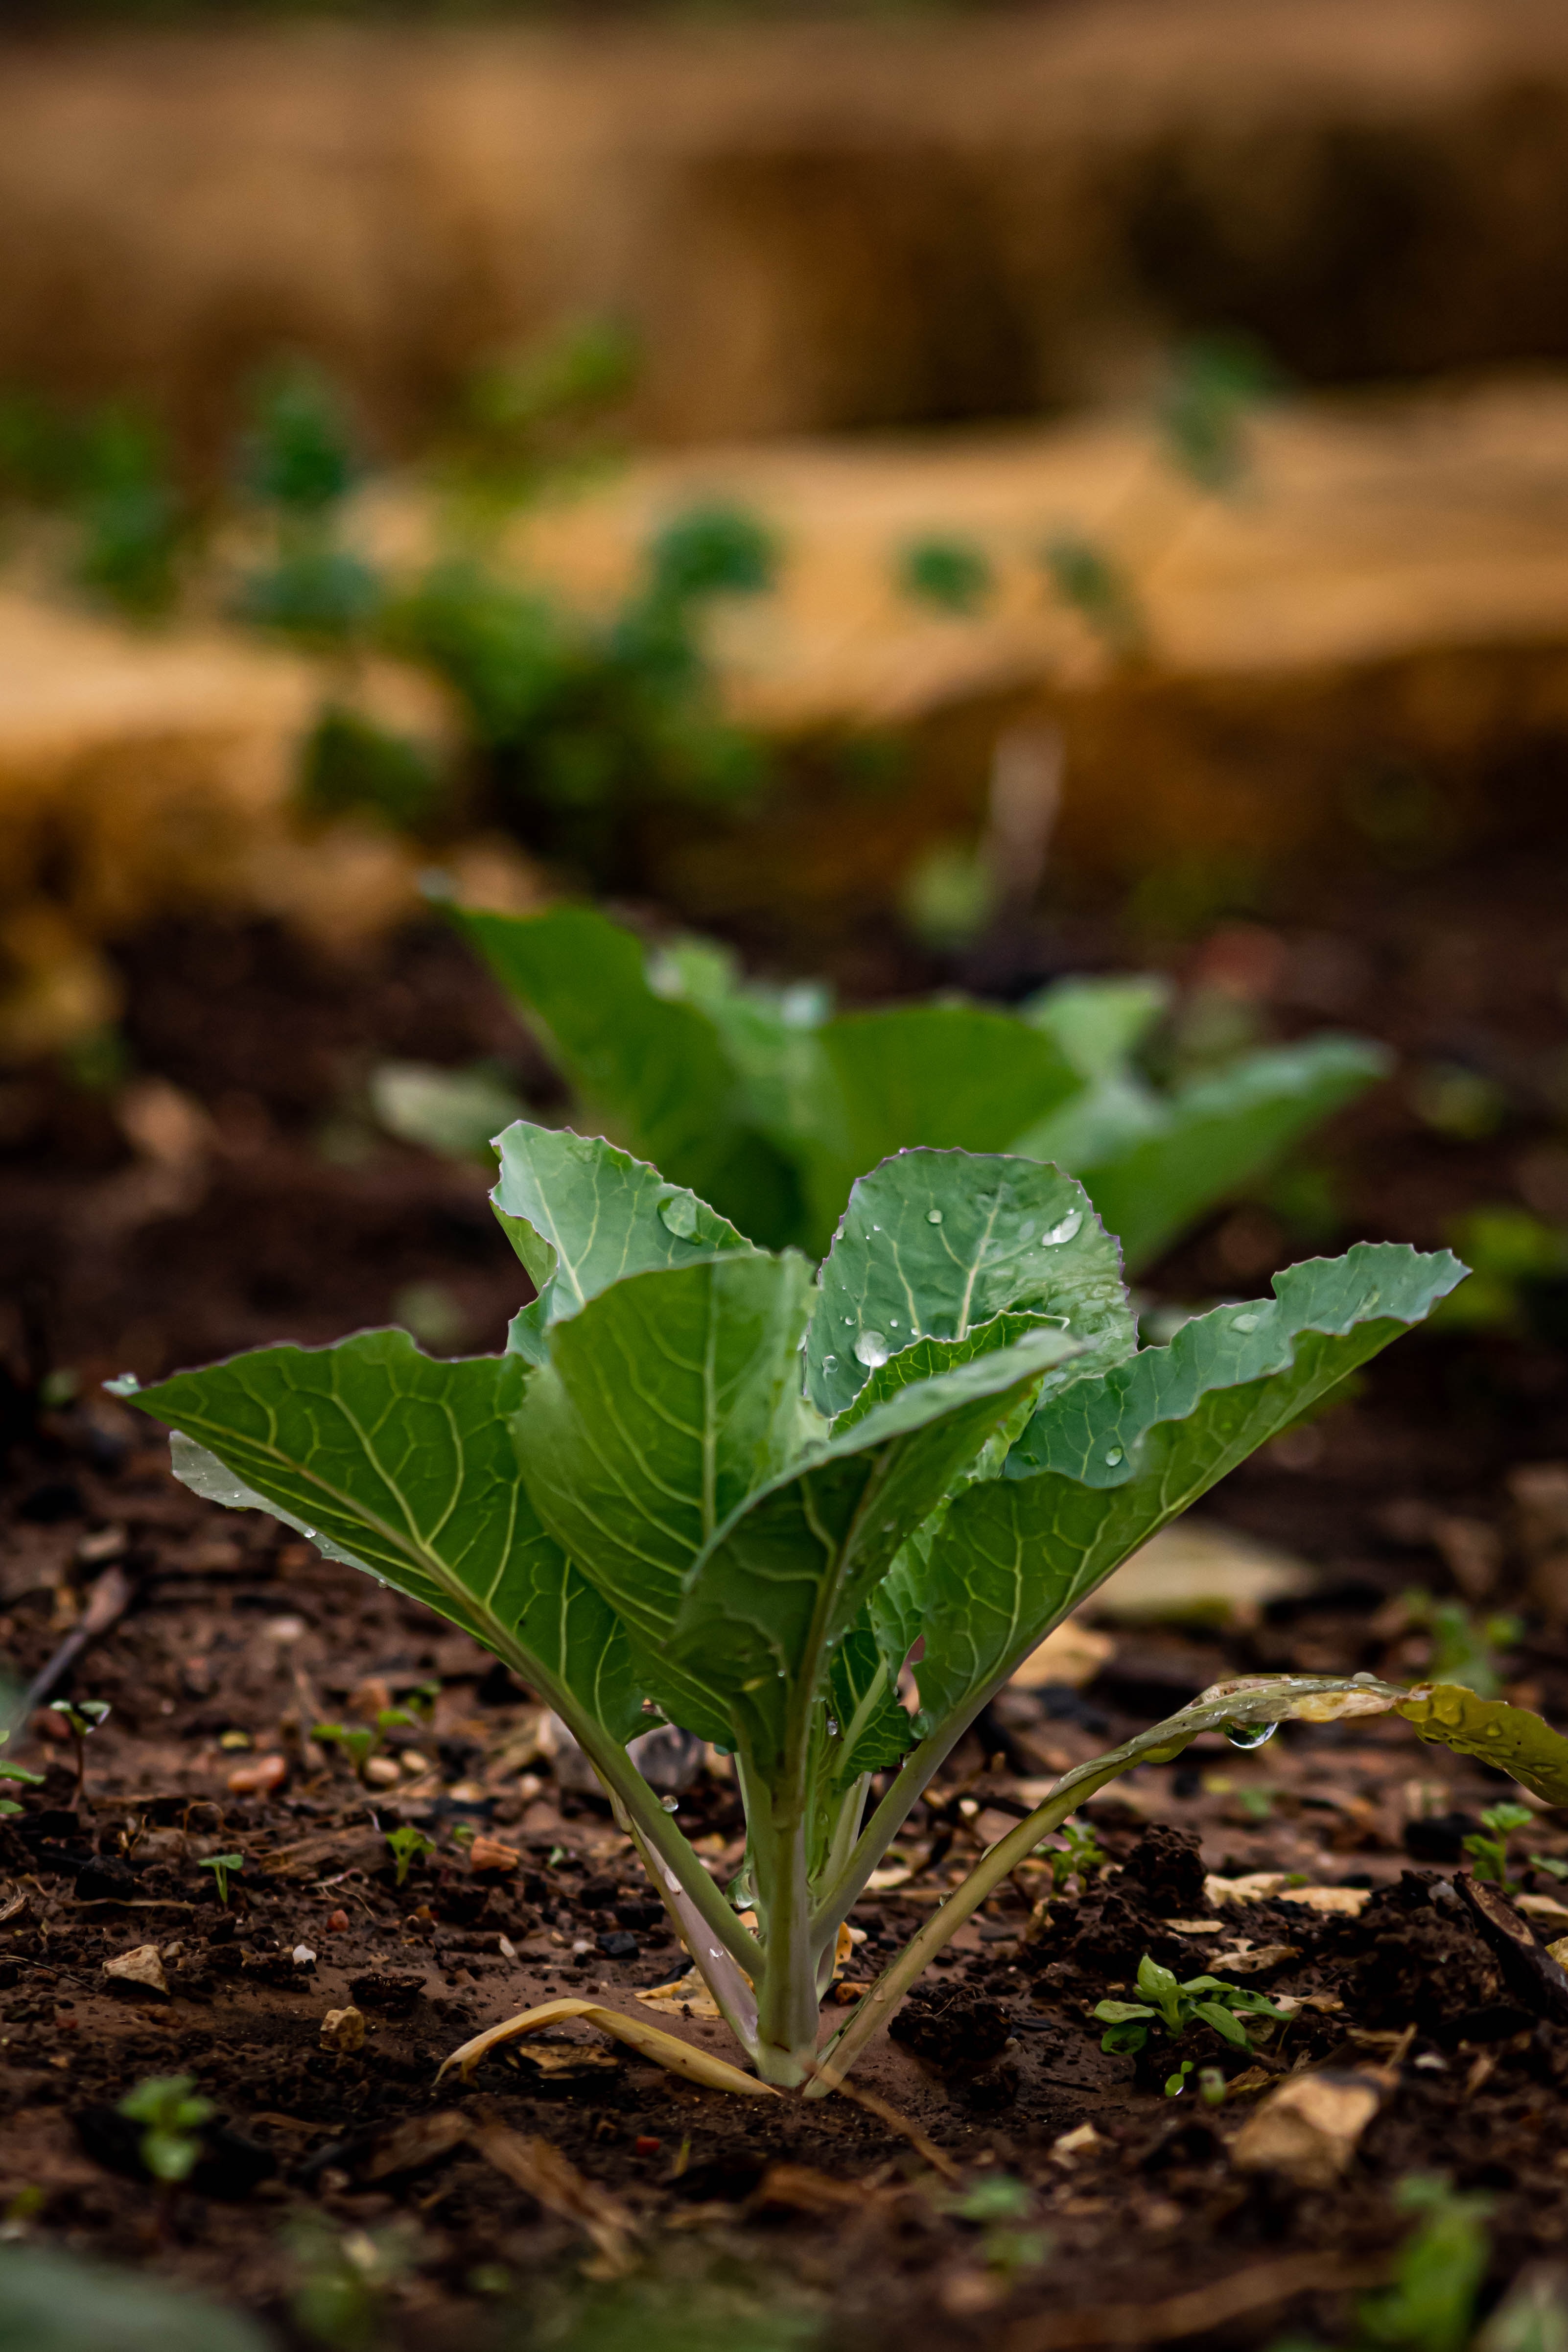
[
  {"x1": 49, "y1": 1698, "x2": 109, "y2": 1805},
  {"x1": 106, "y1": 1122, "x2": 1515, "y2": 2094},
  {"x1": 1043, "y1": 1817, "x2": 1108, "y2": 1895},
  {"x1": 312, "y1": 1722, "x2": 381, "y2": 1781},
  {"x1": 197, "y1": 1852, "x2": 245, "y2": 1905},
  {"x1": 1095, "y1": 1951, "x2": 1285, "y2": 2090},
  {"x1": 0, "y1": 1733, "x2": 44, "y2": 1819},
  {"x1": 1462, "y1": 1802, "x2": 1536, "y2": 1888},
  {"x1": 448, "y1": 900, "x2": 1388, "y2": 1263},
  {"x1": 384, "y1": 1825, "x2": 436, "y2": 1887},
  {"x1": 117, "y1": 2075, "x2": 214, "y2": 2186}
]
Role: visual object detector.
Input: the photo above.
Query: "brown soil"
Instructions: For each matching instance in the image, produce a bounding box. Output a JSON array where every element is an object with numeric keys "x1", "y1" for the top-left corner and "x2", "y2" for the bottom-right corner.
[{"x1": 4, "y1": 839, "x2": 1568, "y2": 2346}]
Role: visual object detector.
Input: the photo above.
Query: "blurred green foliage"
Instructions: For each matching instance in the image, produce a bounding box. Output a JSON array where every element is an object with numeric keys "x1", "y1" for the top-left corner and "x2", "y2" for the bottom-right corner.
[{"x1": 898, "y1": 532, "x2": 994, "y2": 614}]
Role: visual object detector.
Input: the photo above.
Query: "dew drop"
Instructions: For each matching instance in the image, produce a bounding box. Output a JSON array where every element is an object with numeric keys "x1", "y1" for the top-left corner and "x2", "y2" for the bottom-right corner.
[
  {"x1": 844, "y1": 1317, "x2": 854, "y2": 1326},
  {"x1": 826, "y1": 1718, "x2": 840, "y2": 1738},
  {"x1": 889, "y1": 1316, "x2": 899, "y2": 1327},
  {"x1": 658, "y1": 1192, "x2": 700, "y2": 1239},
  {"x1": 1041, "y1": 1211, "x2": 1083, "y2": 1247},
  {"x1": 1225, "y1": 1720, "x2": 1277, "y2": 1750},
  {"x1": 1103, "y1": 1447, "x2": 1123, "y2": 1467},
  {"x1": 854, "y1": 1330, "x2": 890, "y2": 1368},
  {"x1": 823, "y1": 1354, "x2": 838, "y2": 1370},
  {"x1": 1232, "y1": 1311, "x2": 1260, "y2": 1332},
  {"x1": 927, "y1": 1208, "x2": 943, "y2": 1223}
]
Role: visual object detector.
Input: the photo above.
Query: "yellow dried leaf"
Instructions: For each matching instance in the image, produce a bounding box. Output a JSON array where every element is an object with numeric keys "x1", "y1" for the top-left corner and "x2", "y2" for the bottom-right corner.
[
  {"x1": 435, "y1": 1996, "x2": 779, "y2": 2098},
  {"x1": 1397, "y1": 1682, "x2": 1568, "y2": 1805}
]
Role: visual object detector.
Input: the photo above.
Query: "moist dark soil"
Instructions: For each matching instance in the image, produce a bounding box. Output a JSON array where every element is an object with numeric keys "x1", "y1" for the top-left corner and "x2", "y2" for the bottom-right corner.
[{"x1": 5, "y1": 842, "x2": 1568, "y2": 2349}]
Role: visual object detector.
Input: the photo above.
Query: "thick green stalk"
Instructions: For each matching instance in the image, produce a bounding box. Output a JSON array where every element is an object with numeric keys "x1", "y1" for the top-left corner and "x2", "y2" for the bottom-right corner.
[{"x1": 746, "y1": 1771, "x2": 819, "y2": 2087}]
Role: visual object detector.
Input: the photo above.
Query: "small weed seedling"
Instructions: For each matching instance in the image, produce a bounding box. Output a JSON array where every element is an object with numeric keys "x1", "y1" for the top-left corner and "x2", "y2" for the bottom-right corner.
[
  {"x1": 111, "y1": 1124, "x2": 1568, "y2": 2095},
  {"x1": 1357, "y1": 2175, "x2": 1494, "y2": 2352},
  {"x1": 48, "y1": 1699, "x2": 109, "y2": 1805},
  {"x1": 1096, "y1": 1953, "x2": 1285, "y2": 2093},
  {"x1": 197, "y1": 1852, "x2": 245, "y2": 1905},
  {"x1": 0, "y1": 1734, "x2": 44, "y2": 1819},
  {"x1": 943, "y1": 2174, "x2": 1052, "y2": 2278},
  {"x1": 118, "y1": 2075, "x2": 214, "y2": 2187},
  {"x1": 286, "y1": 2211, "x2": 420, "y2": 2352},
  {"x1": 313, "y1": 1723, "x2": 381, "y2": 1781},
  {"x1": 1043, "y1": 1818, "x2": 1109, "y2": 1895},
  {"x1": 1462, "y1": 1803, "x2": 1536, "y2": 1888},
  {"x1": 384, "y1": 1826, "x2": 436, "y2": 1887}
]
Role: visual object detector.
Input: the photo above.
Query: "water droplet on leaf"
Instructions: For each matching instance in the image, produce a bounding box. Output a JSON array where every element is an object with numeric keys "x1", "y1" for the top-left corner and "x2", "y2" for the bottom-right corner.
[
  {"x1": 1042, "y1": 1211, "x2": 1082, "y2": 1247},
  {"x1": 658, "y1": 1193, "x2": 699, "y2": 1239},
  {"x1": 1103, "y1": 1447, "x2": 1123, "y2": 1467},
  {"x1": 1226, "y1": 1721, "x2": 1277, "y2": 1750},
  {"x1": 823, "y1": 1354, "x2": 837, "y2": 1370},
  {"x1": 854, "y1": 1330, "x2": 890, "y2": 1368},
  {"x1": 1232, "y1": 1312, "x2": 1260, "y2": 1332}
]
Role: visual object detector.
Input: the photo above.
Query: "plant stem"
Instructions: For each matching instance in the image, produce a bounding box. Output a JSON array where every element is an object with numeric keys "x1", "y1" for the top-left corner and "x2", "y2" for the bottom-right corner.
[
  {"x1": 808, "y1": 1753, "x2": 1132, "y2": 2093},
  {"x1": 747, "y1": 1772, "x2": 820, "y2": 2088},
  {"x1": 810, "y1": 1670, "x2": 1404, "y2": 2092}
]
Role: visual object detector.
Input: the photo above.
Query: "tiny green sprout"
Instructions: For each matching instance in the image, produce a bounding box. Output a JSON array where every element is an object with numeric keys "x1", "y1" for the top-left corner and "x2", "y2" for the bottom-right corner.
[
  {"x1": 384, "y1": 1825, "x2": 435, "y2": 1887},
  {"x1": 1096, "y1": 1952, "x2": 1286, "y2": 2091},
  {"x1": 1237, "y1": 1787, "x2": 1275, "y2": 1824},
  {"x1": 1198, "y1": 2066, "x2": 1228, "y2": 2108},
  {"x1": 944, "y1": 2173, "x2": 1050, "y2": 2278},
  {"x1": 48, "y1": 1698, "x2": 109, "y2": 1804},
  {"x1": 117, "y1": 2074, "x2": 214, "y2": 2186},
  {"x1": 1357, "y1": 2174, "x2": 1493, "y2": 2352},
  {"x1": 0, "y1": 1734, "x2": 44, "y2": 1820},
  {"x1": 286, "y1": 2210, "x2": 419, "y2": 2352},
  {"x1": 198, "y1": 1852, "x2": 245, "y2": 1905},
  {"x1": 1529, "y1": 1852, "x2": 1568, "y2": 1882},
  {"x1": 1464, "y1": 1801, "x2": 1536, "y2": 1888},
  {"x1": 1040, "y1": 533, "x2": 1145, "y2": 660},
  {"x1": 313, "y1": 1722, "x2": 380, "y2": 1781},
  {"x1": 897, "y1": 535, "x2": 995, "y2": 616},
  {"x1": 1043, "y1": 1816, "x2": 1109, "y2": 1894}
]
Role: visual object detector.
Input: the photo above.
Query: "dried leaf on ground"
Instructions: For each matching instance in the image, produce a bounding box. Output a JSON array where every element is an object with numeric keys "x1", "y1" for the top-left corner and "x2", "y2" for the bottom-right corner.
[
  {"x1": 635, "y1": 1969, "x2": 725, "y2": 2021},
  {"x1": 1231, "y1": 2071, "x2": 1382, "y2": 2188},
  {"x1": 435, "y1": 1996, "x2": 779, "y2": 2097},
  {"x1": 468, "y1": 2112, "x2": 636, "y2": 2270},
  {"x1": 1009, "y1": 1620, "x2": 1115, "y2": 1690},
  {"x1": 1082, "y1": 1522, "x2": 1318, "y2": 1629},
  {"x1": 102, "y1": 1945, "x2": 168, "y2": 1997}
]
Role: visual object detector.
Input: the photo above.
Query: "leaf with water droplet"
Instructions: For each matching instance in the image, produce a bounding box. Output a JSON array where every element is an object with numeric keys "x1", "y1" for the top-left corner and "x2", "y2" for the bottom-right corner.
[
  {"x1": 854, "y1": 1330, "x2": 890, "y2": 1369},
  {"x1": 493, "y1": 1123, "x2": 755, "y2": 1364},
  {"x1": 805, "y1": 1149, "x2": 1132, "y2": 1419}
]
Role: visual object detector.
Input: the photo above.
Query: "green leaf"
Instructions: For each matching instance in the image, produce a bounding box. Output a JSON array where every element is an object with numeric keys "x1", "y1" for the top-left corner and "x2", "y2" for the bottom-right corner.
[
  {"x1": 492, "y1": 1120, "x2": 756, "y2": 1364},
  {"x1": 790, "y1": 1008, "x2": 1083, "y2": 1254},
  {"x1": 669, "y1": 1328, "x2": 1076, "y2": 1776},
  {"x1": 806, "y1": 1149, "x2": 1133, "y2": 1421},
  {"x1": 459, "y1": 905, "x2": 800, "y2": 1242},
  {"x1": 832, "y1": 1311, "x2": 1068, "y2": 1436},
  {"x1": 1092, "y1": 2000, "x2": 1155, "y2": 2024},
  {"x1": 1192, "y1": 1999, "x2": 1252, "y2": 2048},
  {"x1": 827, "y1": 1614, "x2": 917, "y2": 1789},
  {"x1": 1065, "y1": 1036, "x2": 1389, "y2": 1272},
  {"x1": 1397, "y1": 1683, "x2": 1568, "y2": 1805},
  {"x1": 913, "y1": 1244, "x2": 1465, "y2": 1728},
  {"x1": 514, "y1": 1254, "x2": 817, "y2": 1736},
  {"x1": 131, "y1": 1332, "x2": 645, "y2": 1745}
]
